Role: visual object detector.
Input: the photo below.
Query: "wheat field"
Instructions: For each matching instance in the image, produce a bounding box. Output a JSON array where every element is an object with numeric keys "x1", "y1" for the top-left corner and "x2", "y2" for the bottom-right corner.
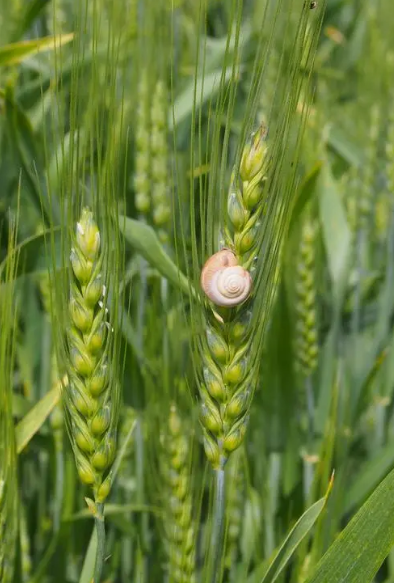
[{"x1": 1, "y1": 1, "x2": 394, "y2": 582}]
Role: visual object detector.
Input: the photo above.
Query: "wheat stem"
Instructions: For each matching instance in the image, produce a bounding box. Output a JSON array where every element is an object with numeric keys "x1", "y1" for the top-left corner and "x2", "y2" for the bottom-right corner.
[
  {"x1": 208, "y1": 468, "x2": 226, "y2": 583},
  {"x1": 93, "y1": 503, "x2": 106, "y2": 583}
]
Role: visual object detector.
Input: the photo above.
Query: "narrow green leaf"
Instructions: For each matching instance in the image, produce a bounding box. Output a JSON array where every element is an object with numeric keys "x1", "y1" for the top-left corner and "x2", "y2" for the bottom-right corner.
[
  {"x1": 0, "y1": 34, "x2": 74, "y2": 67},
  {"x1": 305, "y1": 466, "x2": 394, "y2": 583},
  {"x1": 289, "y1": 162, "x2": 322, "y2": 235},
  {"x1": 47, "y1": 130, "x2": 84, "y2": 189},
  {"x1": 119, "y1": 216, "x2": 193, "y2": 297},
  {"x1": 15, "y1": 384, "x2": 61, "y2": 454},
  {"x1": 318, "y1": 164, "x2": 352, "y2": 304},
  {"x1": 170, "y1": 66, "x2": 235, "y2": 130},
  {"x1": 10, "y1": 0, "x2": 52, "y2": 41},
  {"x1": 327, "y1": 125, "x2": 363, "y2": 167},
  {"x1": 257, "y1": 489, "x2": 331, "y2": 583},
  {"x1": 2, "y1": 85, "x2": 61, "y2": 223},
  {"x1": 0, "y1": 227, "x2": 61, "y2": 283},
  {"x1": 79, "y1": 527, "x2": 97, "y2": 583},
  {"x1": 343, "y1": 442, "x2": 394, "y2": 515}
]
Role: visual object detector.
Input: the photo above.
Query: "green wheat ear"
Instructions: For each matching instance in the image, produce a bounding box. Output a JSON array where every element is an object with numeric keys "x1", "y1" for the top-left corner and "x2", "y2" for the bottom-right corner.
[
  {"x1": 64, "y1": 207, "x2": 117, "y2": 504},
  {"x1": 161, "y1": 405, "x2": 196, "y2": 583},
  {"x1": 294, "y1": 214, "x2": 319, "y2": 378},
  {"x1": 135, "y1": 73, "x2": 151, "y2": 217},
  {"x1": 151, "y1": 79, "x2": 171, "y2": 243},
  {"x1": 199, "y1": 127, "x2": 268, "y2": 470}
]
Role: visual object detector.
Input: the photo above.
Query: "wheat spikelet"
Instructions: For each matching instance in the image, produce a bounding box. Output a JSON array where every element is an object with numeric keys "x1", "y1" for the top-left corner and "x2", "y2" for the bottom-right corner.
[
  {"x1": 151, "y1": 79, "x2": 171, "y2": 243},
  {"x1": 294, "y1": 214, "x2": 319, "y2": 378},
  {"x1": 200, "y1": 126, "x2": 268, "y2": 469},
  {"x1": 135, "y1": 73, "x2": 152, "y2": 216},
  {"x1": 358, "y1": 105, "x2": 380, "y2": 231},
  {"x1": 161, "y1": 405, "x2": 196, "y2": 583},
  {"x1": 379, "y1": 64, "x2": 394, "y2": 241},
  {"x1": 224, "y1": 124, "x2": 269, "y2": 268},
  {"x1": 64, "y1": 207, "x2": 117, "y2": 504},
  {"x1": 340, "y1": 169, "x2": 358, "y2": 237},
  {"x1": 386, "y1": 83, "x2": 394, "y2": 199}
]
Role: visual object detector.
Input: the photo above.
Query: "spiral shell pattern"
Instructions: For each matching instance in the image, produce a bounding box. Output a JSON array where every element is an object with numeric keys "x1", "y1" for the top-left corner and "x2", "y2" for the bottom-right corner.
[{"x1": 201, "y1": 250, "x2": 252, "y2": 307}]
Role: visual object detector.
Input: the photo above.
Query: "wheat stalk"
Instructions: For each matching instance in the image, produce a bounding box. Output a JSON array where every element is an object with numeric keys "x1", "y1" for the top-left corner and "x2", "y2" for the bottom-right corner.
[
  {"x1": 0, "y1": 217, "x2": 18, "y2": 583},
  {"x1": 224, "y1": 450, "x2": 245, "y2": 574}
]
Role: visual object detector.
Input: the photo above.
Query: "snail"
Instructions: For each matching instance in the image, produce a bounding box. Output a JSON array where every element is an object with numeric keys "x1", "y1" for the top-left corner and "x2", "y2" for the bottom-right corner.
[{"x1": 200, "y1": 249, "x2": 252, "y2": 307}]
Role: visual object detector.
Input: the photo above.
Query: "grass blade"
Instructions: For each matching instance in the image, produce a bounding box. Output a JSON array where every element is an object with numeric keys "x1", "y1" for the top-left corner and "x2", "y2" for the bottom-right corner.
[
  {"x1": 254, "y1": 480, "x2": 332, "y2": 583},
  {"x1": 305, "y1": 467, "x2": 394, "y2": 583},
  {"x1": 16, "y1": 382, "x2": 62, "y2": 454},
  {"x1": 119, "y1": 216, "x2": 192, "y2": 296}
]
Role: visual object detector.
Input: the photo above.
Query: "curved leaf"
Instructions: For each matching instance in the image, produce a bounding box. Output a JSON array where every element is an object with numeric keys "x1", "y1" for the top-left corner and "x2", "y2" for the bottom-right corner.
[
  {"x1": 0, "y1": 227, "x2": 61, "y2": 283},
  {"x1": 289, "y1": 161, "x2": 322, "y2": 235},
  {"x1": 0, "y1": 34, "x2": 74, "y2": 67},
  {"x1": 79, "y1": 527, "x2": 97, "y2": 583},
  {"x1": 257, "y1": 481, "x2": 332, "y2": 583},
  {"x1": 344, "y1": 441, "x2": 394, "y2": 515},
  {"x1": 318, "y1": 164, "x2": 352, "y2": 304},
  {"x1": 119, "y1": 216, "x2": 193, "y2": 297},
  {"x1": 16, "y1": 381, "x2": 63, "y2": 454},
  {"x1": 306, "y1": 466, "x2": 394, "y2": 583}
]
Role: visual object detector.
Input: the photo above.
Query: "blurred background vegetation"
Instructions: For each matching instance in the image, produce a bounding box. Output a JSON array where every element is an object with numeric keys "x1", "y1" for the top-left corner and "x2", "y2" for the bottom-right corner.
[{"x1": 2, "y1": 0, "x2": 394, "y2": 582}]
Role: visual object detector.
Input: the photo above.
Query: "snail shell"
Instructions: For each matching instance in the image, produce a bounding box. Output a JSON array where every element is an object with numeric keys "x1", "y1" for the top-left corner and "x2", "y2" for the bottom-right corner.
[{"x1": 200, "y1": 249, "x2": 252, "y2": 307}]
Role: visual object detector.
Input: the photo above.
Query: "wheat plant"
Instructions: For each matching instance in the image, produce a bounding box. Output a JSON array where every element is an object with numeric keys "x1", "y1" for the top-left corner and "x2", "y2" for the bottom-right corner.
[{"x1": 3, "y1": 1, "x2": 394, "y2": 583}]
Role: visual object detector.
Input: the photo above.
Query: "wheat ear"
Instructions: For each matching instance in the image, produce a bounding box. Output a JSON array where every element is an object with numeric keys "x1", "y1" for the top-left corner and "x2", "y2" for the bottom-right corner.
[
  {"x1": 151, "y1": 79, "x2": 171, "y2": 243},
  {"x1": 294, "y1": 215, "x2": 319, "y2": 379},
  {"x1": 135, "y1": 73, "x2": 151, "y2": 217},
  {"x1": 200, "y1": 125, "x2": 268, "y2": 471},
  {"x1": 161, "y1": 405, "x2": 196, "y2": 583},
  {"x1": 199, "y1": 126, "x2": 268, "y2": 583},
  {"x1": 64, "y1": 208, "x2": 117, "y2": 582}
]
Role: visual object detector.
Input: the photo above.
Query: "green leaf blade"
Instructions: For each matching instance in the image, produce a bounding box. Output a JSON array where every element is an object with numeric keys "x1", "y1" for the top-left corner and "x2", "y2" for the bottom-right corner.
[
  {"x1": 258, "y1": 495, "x2": 329, "y2": 583},
  {"x1": 16, "y1": 385, "x2": 61, "y2": 454},
  {"x1": 119, "y1": 215, "x2": 193, "y2": 297},
  {"x1": 306, "y1": 467, "x2": 394, "y2": 583}
]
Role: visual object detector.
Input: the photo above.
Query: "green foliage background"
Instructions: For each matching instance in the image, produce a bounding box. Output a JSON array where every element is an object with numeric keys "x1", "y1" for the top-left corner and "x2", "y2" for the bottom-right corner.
[{"x1": 2, "y1": 0, "x2": 394, "y2": 582}]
